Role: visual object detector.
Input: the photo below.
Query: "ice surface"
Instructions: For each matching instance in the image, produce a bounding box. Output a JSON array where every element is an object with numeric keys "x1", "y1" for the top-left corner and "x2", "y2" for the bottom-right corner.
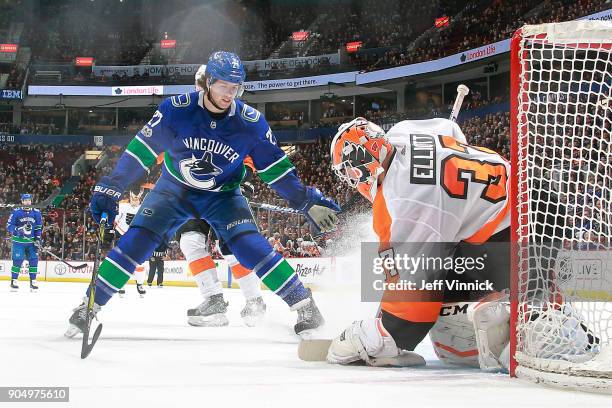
[{"x1": 1, "y1": 282, "x2": 610, "y2": 407}]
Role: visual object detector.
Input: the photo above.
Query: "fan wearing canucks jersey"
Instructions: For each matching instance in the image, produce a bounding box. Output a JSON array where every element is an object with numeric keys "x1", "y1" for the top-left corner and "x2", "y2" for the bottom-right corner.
[
  {"x1": 6, "y1": 194, "x2": 43, "y2": 291},
  {"x1": 66, "y1": 51, "x2": 339, "y2": 338}
]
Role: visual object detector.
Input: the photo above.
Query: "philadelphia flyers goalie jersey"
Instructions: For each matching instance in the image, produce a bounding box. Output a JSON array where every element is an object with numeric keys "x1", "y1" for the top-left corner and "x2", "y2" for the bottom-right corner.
[{"x1": 374, "y1": 118, "x2": 510, "y2": 245}]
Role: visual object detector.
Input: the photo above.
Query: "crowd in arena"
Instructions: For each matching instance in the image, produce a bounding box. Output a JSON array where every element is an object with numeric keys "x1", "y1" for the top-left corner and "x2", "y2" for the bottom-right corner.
[{"x1": 12, "y1": 0, "x2": 606, "y2": 88}]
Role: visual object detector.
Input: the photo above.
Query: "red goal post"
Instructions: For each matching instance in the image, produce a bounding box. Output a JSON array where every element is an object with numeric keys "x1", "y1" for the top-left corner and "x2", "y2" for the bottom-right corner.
[{"x1": 509, "y1": 20, "x2": 612, "y2": 393}]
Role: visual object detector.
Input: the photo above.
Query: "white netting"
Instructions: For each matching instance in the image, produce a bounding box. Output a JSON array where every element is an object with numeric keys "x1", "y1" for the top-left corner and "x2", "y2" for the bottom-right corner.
[{"x1": 513, "y1": 21, "x2": 612, "y2": 391}]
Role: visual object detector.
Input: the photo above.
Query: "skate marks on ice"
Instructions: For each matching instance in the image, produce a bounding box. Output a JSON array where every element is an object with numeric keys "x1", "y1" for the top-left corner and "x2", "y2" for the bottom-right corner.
[{"x1": 2, "y1": 284, "x2": 612, "y2": 407}]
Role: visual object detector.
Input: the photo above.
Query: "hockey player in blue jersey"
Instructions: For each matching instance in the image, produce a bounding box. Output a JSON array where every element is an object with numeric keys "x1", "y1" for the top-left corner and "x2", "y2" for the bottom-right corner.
[
  {"x1": 66, "y1": 51, "x2": 340, "y2": 337},
  {"x1": 6, "y1": 194, "x2": 43, "y2": 291}
]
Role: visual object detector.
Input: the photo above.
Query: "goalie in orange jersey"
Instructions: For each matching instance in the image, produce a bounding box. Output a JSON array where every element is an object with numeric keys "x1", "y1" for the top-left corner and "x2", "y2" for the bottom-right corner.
[
  {"x1": 326, "y1": 116, "x2": 514, "y2": 370},
  {"x1": 322, "y1": 116, "x2": 601, "y2": 371}
]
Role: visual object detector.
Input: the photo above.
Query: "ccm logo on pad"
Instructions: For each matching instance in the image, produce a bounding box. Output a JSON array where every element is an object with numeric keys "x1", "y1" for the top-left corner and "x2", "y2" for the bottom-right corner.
[{"x1": 94, "y1": 186, "x2": 122, "y2": 199}]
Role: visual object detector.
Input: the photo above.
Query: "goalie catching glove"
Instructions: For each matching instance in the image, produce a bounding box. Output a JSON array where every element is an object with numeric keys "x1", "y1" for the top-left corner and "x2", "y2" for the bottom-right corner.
[
  {"x1": 90, "y1": 176, "x2": 122, "y2": 224},
  {"x1": 297, "y1": 187, "x2": 340, "y2": 233}
]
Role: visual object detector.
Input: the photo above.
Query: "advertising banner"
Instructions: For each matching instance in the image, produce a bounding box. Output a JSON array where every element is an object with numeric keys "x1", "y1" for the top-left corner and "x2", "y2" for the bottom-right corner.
[
  {"x1": 288, "y1": 258, "x2": 331, "y2": 285},
  {"x1": 75, "y1": 57, "x2": 94, "y2": 66},
  {"x1": 0, "y1": 43, "x2": 18, "y2": 53},
  {"x1": 0, "y1": 89, "x2": 22, "y2": 100},
  {"x1": 160, "y1": 39, "x2": 177, "y2": 49},
  {"x1": 243, "y1": 71, "x2": 356, "y2": 91}
]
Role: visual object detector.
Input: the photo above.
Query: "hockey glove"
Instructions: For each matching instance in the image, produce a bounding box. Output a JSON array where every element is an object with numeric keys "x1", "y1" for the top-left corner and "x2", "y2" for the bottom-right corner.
[
  {"x1": 90, "y1": 176, "x2": 122, "y2": 224},
  {"x1": 240, "y1": 181, "x2": 255, "y2": 200},
  {"x1": 297, "y1": 187, "x2": 340, "y2": 233}
]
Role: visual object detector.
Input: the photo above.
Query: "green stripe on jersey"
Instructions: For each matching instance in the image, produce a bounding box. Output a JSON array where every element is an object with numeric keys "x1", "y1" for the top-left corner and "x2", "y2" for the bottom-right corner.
[
  {"x1": 126, "y1": 137, "x2": 158, "y2": 169},
  {"x1": 28, "y1": 266, "x2": 37, "y2": 272},
  {"x1": 261, "y1": 259, "x2": 296, "y2": 292},
  {"x1": 163, "y1": 153, "x2": 187, "y2": 184},
  {"x1": 258, "y1": 156, "x2": 295, "y2": 184},
  {"x1": 98, "y1": 259, "x2": 131, "y2": 290},
  {"x1": 11, "y1": 266, "x2": 20, "y2": 273},
  {"x1": 12, "y1": 236, "x2": 34, "y2": 243}
]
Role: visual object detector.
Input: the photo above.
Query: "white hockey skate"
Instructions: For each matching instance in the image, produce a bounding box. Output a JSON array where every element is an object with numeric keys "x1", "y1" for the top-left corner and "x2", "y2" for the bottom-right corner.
[
  {"x1": 241, "y1": 296, "x2": 266, "y2": 327},
  {"x1": 292, "y1": 289, "x2": 324, "y2": 336},
  {"x1": 30, "y1": 280, "x2": 39, "y2": 292},
  {"x1": 64, "y1": 297, "x2": 101, "y2": 338},
  {"x1": 187, "y1": 293, "x2": 229, "y2": 327}
]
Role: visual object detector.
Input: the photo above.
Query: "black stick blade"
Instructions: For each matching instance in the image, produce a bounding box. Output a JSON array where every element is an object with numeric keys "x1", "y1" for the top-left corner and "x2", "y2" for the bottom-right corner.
[{"x1": 80, "y1": 324, "x2": 103, "y2": 359}]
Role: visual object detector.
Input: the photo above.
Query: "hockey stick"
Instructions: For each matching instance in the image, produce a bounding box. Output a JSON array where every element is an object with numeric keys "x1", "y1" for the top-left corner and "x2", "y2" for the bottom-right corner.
[
  {"x1": 449, "y1": 84, "x2": 470, "y2": 122},
  {"x1": 80, "y1": 212, "x2": 107, "y2": 359},
  {"x1": 35, "y1": 242, "x2": 88, "y2": 270}
]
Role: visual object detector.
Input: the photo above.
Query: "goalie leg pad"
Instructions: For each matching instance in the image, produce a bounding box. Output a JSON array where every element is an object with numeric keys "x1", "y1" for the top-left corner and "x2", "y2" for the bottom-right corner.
[
  {"x1": 429, "y1": 301, "x2": 480, "y2": 368},
  {"x1": 467, "y1": 291, "x2": 510, "y2": 371}
]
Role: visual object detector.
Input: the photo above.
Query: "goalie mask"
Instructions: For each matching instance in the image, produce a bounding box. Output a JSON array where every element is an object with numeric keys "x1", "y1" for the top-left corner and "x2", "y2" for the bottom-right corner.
[{"x1": 330, "y1": 117, "x2": 392, "y2": 202}]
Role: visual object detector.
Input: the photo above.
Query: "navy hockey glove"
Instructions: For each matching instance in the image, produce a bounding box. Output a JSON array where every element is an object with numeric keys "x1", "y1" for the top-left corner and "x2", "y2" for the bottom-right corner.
[
  {"x1": 297, "y1": 187, "x2": 340, "y2": 233},
  {"x1": 90, "y1": 176, "x2": 122, "y2": 224}
]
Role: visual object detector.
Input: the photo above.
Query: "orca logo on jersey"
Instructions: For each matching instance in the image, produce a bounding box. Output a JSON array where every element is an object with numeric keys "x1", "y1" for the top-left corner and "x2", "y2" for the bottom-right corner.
[{"x1": 179, "y1": 152, "x2": 224, "y2": 190}]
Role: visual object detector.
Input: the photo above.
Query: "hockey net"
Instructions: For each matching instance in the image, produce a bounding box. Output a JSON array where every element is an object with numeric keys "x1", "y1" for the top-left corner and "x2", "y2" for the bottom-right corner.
[{"x1": 510, "y1": 20, "x2": 612, "y2": 393}]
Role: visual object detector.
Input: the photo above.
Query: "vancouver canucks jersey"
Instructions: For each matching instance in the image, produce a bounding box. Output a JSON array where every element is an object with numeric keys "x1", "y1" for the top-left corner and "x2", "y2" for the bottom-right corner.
[
  {"x1": 6, "y1": 207, "x2": 43, "y2": 243},
  {"x1": 108, "y1": 91, "x2": 305, "y2": 206}
]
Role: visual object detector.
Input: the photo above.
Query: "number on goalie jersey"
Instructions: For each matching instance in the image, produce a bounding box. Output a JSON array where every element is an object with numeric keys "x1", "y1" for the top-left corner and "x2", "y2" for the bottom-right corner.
[{"x1": 377, "y1": 119, "x2": 510, "y2": 244}]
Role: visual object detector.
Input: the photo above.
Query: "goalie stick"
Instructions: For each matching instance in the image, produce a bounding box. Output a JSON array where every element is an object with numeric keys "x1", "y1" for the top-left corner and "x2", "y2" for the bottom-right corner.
[
  {"x1": 80, "y1": 212, "x2": 107, "y2": 359},
  {"x1": 35, "y1": 242, "x2": 88, "y2": 270},
  {"x1": 449, "y1": 84, "x2": 470, "y2": 122}
]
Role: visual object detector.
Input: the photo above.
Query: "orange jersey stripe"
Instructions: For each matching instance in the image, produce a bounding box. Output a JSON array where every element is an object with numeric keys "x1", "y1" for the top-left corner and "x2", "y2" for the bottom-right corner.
[
  {"x1": 463, "y1": 199, "x2": 509, "y2": 244},
  {"x1": 189, "y1": 256, "x2": 216, "y2": 276},
  {"x1": 243, "y1": 156, "x2": 255, "y2": 172},
  {"x1": 381, "y1": 301, "x2": 443, "y2": 323},
  {"x1": 230, "y1": 263, "x2": 251, "y2": 279},
  {"x1": 372, "y1": 186, "x2": 392, "y2": 246}
]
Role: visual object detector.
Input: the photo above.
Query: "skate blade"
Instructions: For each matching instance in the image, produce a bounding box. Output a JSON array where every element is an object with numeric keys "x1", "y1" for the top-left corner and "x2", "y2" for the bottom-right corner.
[
  {"x1": 10, "y1": 288, "x2": 18, "y2": 292},
  {"x1": 298, "y1": 339, "x2": 332, "y2": 361},
  {"x1": 188, "y1": 314, "x2": 229, "y2": 327},
  {"x1": 64, "y1": 324, "x2": 81, "y2": 339}
]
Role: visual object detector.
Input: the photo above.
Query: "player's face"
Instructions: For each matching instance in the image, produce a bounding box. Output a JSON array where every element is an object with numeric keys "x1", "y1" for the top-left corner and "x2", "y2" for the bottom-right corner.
[
  {"x1": 208, "y1": 79, "x2": 241, "y2": 109},
  {"x1": 22, "y1": 198, "x2": 32, "y2": 206}
]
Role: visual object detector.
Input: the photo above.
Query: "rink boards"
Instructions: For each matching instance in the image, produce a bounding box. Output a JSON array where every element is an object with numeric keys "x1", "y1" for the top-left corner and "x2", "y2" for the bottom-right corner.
[{"x1": 0, "y1": 257, "x2": 359, "y2": 287}]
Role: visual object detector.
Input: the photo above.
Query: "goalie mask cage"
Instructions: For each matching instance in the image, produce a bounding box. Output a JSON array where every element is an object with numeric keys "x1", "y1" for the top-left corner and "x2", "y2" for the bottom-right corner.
[{"x1": 510, "y1": 20, "x2": 612, "y2": 393}]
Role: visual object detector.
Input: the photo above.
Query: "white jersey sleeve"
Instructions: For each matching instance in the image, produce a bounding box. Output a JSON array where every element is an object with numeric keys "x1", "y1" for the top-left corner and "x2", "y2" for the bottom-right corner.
[{"x1": 374, "y1": 119, "x2": 509, "y2": 244}]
